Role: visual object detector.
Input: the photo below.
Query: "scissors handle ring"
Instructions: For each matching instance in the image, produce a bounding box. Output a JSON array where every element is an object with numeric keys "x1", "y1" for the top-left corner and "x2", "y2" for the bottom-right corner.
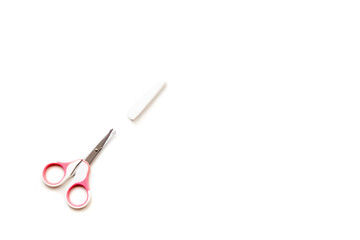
[
  {"x1": 65, "y1": 161, "x2": 91, "y2": 209},
  {"x1": 42, "y1": 160, "x2": 82, "y2": 187}
]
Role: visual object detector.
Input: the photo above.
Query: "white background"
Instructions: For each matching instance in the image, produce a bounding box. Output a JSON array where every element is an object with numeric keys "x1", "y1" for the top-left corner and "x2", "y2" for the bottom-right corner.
[{"x1": 0, "y1": 0, "x2": 360, "y2": 239}]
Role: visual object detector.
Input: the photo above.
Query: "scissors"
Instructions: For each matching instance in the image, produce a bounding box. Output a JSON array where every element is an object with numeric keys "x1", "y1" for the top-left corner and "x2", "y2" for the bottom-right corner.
[{"x1": 42, "y1": 129, "x2": 115, "y2": 209}]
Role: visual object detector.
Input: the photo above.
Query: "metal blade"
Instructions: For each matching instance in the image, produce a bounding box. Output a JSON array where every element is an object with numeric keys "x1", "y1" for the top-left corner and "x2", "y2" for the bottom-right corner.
[{"x1": 84, "y1": 129, "x2": 116, "y2": 165}]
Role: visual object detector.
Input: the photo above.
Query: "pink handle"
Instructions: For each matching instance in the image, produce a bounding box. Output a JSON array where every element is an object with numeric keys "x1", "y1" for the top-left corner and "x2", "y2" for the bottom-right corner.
[
  {"x1": 65, "y1": 161, "x2": 91, "y2": 209},
  {"x1": 42, "y1": 159, "x2": 82, "y2": 187},
  {"x1": 42, "y1": 162, "x2": 70, "y2": 187}
]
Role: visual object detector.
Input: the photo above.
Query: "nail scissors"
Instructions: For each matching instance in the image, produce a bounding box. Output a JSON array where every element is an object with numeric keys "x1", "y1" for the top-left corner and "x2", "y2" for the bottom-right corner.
[{"x1": 42, "y1": 129, "x2": 115, "y2": 209}]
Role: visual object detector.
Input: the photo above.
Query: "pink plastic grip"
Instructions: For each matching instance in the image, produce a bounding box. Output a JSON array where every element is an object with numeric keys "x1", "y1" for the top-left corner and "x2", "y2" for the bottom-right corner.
[
  {"x1": 65, "y1": 161, "x2": 91, "y2": 209},
  {"x1": 42, "y1": 162, "x2": 71, "y2": 187}
]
